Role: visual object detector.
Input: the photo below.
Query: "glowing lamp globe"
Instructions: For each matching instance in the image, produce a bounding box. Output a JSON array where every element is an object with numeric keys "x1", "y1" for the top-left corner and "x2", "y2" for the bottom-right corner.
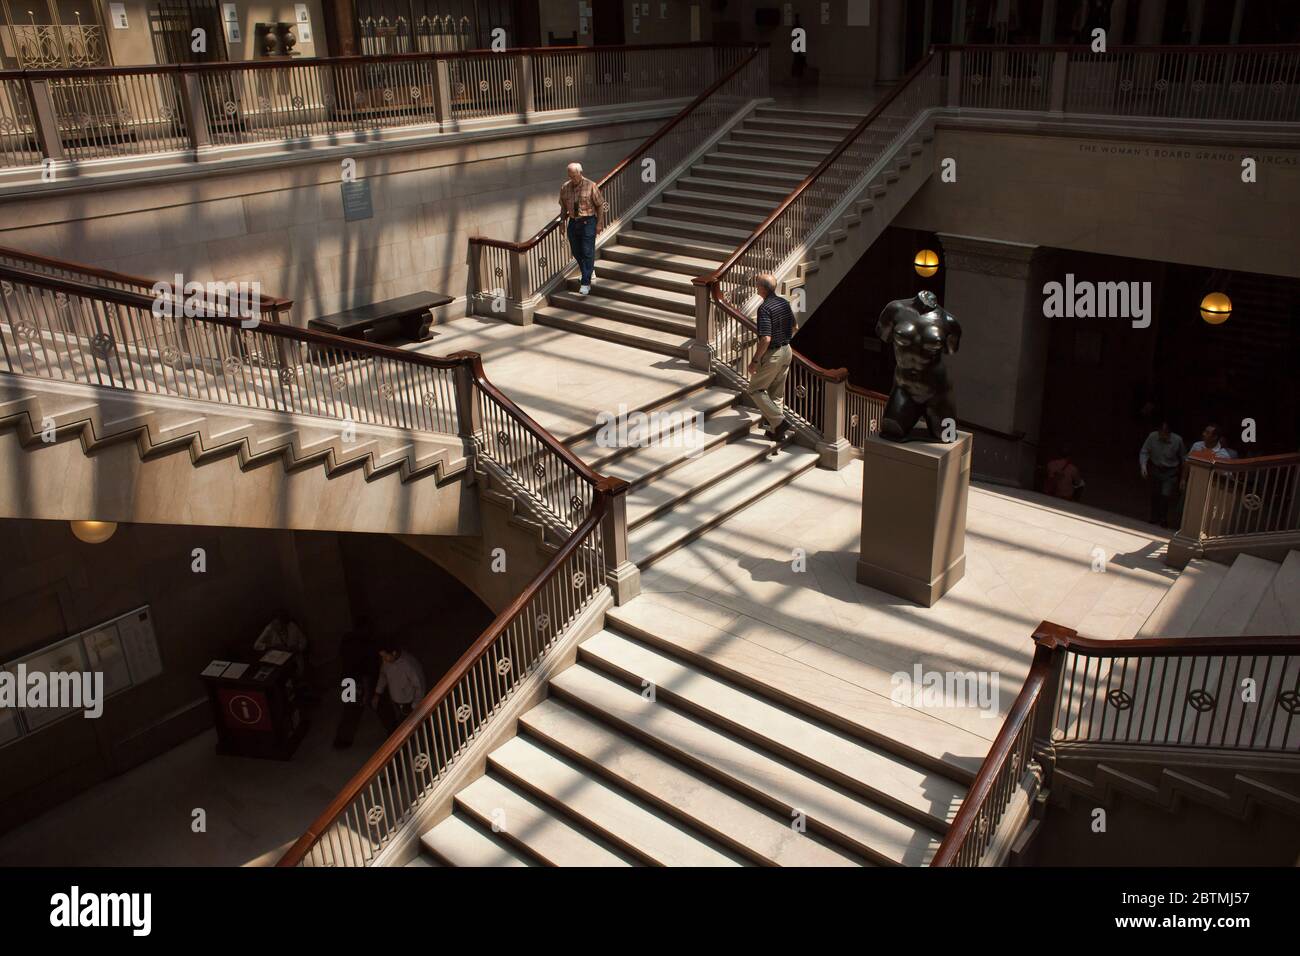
[
  {"x1": 70, "y1": 520, "x2": 117, "y2": 544},
  {"x1": 1199, "y1": 292, "x2": 1231, "y2": 325},
  {"x1": 913, "y1": 249, "x2": 940, "y2": 278}
]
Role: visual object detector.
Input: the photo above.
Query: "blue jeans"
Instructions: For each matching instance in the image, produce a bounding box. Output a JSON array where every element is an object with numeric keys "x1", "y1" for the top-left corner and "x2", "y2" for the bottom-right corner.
[{"x1": 566, "y1": 215, "x2": 596, "y2": 284}]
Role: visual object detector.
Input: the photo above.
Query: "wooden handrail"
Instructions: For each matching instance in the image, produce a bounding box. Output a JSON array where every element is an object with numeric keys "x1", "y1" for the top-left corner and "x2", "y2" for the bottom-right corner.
[
  {"x1": 468, "y1": 44, "x2": 765, "y2": 253},
  {"x1": 1186, "y1": 450, "x2": 1300, "y2": 471},
  {"x1": 277, "y1": 476, "x2": 620, "y2": 867},
  {"x1": 930, "y1": 625, "x2": 1063, "y2": 867},
  {"x1": 0, "y1": 245, "x2": 294, "y2": 311},
  {"x1": 931, "y1": 43, "x2": 1300, "y2": 54},
  {"x1": 1032, "y1": 627, "x2": 1300, "y2": 658}
]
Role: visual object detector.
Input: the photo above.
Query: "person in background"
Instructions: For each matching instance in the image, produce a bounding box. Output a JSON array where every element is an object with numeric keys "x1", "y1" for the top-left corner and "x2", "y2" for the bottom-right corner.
[
  {"x1": 559, "y1": 161, "x2": 606, "y2": 296},
  {"x1": 1043, "y1": 447, "x2": 1085, "y2": 502},
  {"x1": 1181, "y1": 423, "x2": 1238, "y2": 491},
  {"x1": 1139, "y1": 421, "x2": 1186, "y2": 527},
  {"x1": 371, "y1": 644, "x2": 426, "y2": 733}
]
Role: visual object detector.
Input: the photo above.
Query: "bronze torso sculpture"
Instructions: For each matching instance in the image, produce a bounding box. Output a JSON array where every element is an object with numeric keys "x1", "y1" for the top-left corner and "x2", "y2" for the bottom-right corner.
[{"x1": 875, "y1": 291, "x2": 961, "y2": 441}]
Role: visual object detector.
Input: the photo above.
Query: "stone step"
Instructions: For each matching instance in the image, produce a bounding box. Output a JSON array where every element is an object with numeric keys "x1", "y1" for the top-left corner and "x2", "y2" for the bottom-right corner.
[
  {"x1": 579, "y1": 629, "x2": 965, "y2": 831},
  {"x1": 533, "y1": 307, "x2": 692, "y2": 358},
  {"x1": 1188, "y1": 553, "x2": 1279, "y2": 637},
  {"x1": 606, "y1": 598, "x2": 987, "y2": 782},
  {"x1": 676, "y1": 175, "x2": 791, "y2": 202},
  {"x1": 618, "y1": 229, "x2": 735, "y2": 260},
  {"x1": 548, "y1": 665, "x2": 940, "y2": 865},
  {"x1": 548, "y1": 289, "x2": 695, "y2": 335},
  {"x1": 753, "y1": 106, "x2": 867, "y2": 125},
  {"x1": 567, "y1": 385, "x2": 740, "y2": 468},
  {"x1": 633, "y1": 215, "x2": 755, "y2": 244},
  {"x1": 663, "y1": 188, "x2": 781, "y2": 217},
  {"x1": 691, "y1": 163, "x2": 806, "y2": 188},
  {"x1": 603, "y1": 408, "x2": 764, "y2": 494},
  {"x1": 720, "y1": 138, "x2": 834, "y2": 161},
  {"x1": 453, "y1": 774, "x2": 635, "y2": 866},
  {"x1": 419, "y1": 814, "x2": 536, "y2": 866},
  {"x1": 586, "y1": 260, "x2": 697, "y2": 295},
  {"x1": 599, "y1": 243, "x2": 721, "y2": 276},
  {"x1": 627, "y1": 432, "x2": 777, "y2": 528},
  {"x1": 645, "y1": 201, "x2": 767, "y2": 231},
  {"x1": 707, "y1": 150, "x2": 821, "y2": 175},
  {"x1": 742, "y1": 116, "x2": 860, "y2": 136},
  {"x1": 519, "y1": 698, "x2": 862, "y2": 866},
  {"x1": 561, "y1": 276, "x2": 696, "y2": 317},
  {"x1": 1244, "y1": 550, "x2": 1300, "y2": 635},
  {"x1": 487, "y1": 735, "x2": 743, "y2": 866},
  {"x1": 1137, "y1": 559, "x2": 1230, "y2": 638},
  {"x1": 627, "y1": 442, "x2": 819, "y2": 567},
  {"x1": 730, "y1": 127, "x2": 845, "y2": 147}
]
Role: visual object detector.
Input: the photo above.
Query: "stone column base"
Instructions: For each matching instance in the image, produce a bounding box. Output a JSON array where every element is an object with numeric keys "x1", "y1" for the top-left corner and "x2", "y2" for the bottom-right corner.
[
  {"x1": 606, "y1": 560, "x2": 642, "y2": 605},
  {"x1": 817, "y1": 437, "x2": 854, "y2": 471}
]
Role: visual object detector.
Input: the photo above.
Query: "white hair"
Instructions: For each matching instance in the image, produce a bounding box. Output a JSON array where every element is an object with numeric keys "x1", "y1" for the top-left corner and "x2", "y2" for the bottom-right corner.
[{"x1": 567, "y1": 162, "x2": 583, "y2": 175}]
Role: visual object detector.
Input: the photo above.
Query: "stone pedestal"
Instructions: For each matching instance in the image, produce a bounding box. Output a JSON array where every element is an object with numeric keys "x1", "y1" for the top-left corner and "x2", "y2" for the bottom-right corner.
[{"x1": 857, "y1": 431, "x2": 971, "y2": 607}]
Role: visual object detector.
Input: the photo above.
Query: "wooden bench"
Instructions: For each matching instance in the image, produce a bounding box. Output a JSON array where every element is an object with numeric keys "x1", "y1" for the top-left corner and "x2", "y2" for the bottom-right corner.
[{"x1": 307, "y1": 292, "x2": 452, "y2": 346}]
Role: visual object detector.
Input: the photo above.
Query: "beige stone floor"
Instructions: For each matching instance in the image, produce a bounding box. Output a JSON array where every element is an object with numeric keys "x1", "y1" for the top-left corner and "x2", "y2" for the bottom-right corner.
[
  {"x1": 413, "y1": 315, "x2": 708, "y2": 441},
  {"x1": 631, "y1": 458, "x2": 1178, "y2": 742}
]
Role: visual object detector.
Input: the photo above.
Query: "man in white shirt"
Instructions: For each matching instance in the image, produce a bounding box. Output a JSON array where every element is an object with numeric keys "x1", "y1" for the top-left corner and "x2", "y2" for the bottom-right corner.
[
  {"x1": 1139, "y1": 421, "x2": 1186, "y2": 527},
  {"x1": 1181, "y1": 423, "x2": 1238, "y2": 492},
  {"x1": 371, "y1": 646, "x2": 426, "y2": 732}
]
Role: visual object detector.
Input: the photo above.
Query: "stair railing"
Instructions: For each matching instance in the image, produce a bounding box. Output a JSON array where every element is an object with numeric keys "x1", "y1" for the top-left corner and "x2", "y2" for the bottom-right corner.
[
  {"x1": 0, "y1": 43, "x2": 755, "y2": 170},
  {"x1": 466, "y1": 44, "x2": 769, "y2": 323},
  {"x1": 934, "y1": 620, "x2": 1300, "y2": 866},
  {"x1": 691, "y1": 53, "x2": 944, "y2": 450},
  {"x1": 1171, "y1": 452, "x2": 1300, "y2": 567}
]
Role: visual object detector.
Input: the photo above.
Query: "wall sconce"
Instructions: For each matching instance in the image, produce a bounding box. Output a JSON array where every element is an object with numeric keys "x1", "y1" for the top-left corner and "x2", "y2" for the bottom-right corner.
[
  {"x1": 914, "y1": 249, "x2": 940, "y2": 278},
  {"x1": 70, "y1": 520, "x2": 117, "y2": 544},
  {"x1": 1199, "y1": 292, "x2": 1231, "y2": 325}
]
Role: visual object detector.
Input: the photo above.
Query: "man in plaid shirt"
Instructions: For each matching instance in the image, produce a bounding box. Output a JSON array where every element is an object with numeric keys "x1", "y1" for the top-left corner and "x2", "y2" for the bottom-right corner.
[{"x1": 559, "y1": 162, "x2": 606, "y2": 295}]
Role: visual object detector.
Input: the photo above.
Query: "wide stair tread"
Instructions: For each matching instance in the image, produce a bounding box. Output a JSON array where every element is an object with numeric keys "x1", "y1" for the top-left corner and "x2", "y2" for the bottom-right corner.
[
  {"x1": 664, "y1": 188, "x2": 784, "y2": 215},
  {"x1": 488, "y1": 736, "x2": 743, "y2": 866},
  {"x1": 588, "y1": 261, "x2": 697, "y2": 294},
  {"x1": 1188, "y1": 553, "x2": 1278, "y2": 637},
  {"x1": 580, "y1": 628, "x2": 964, "y2": 831},
  {"x1": 520, "y1": 698, "x2": 860, "y2": 866},
  {"x1": 600, "y1": 243, "x2": 722, "y2": 275},
  {"x1": 533, "y1": 307, "x2": 692, "y2": 357},
  {"x1": 626, "y1": 431, "x2": 774, "y2": 526},
  {"x1": 547, "y1": 290, "x2": 695, "y2": 335},
  {"x1": 618, "y1": 229, "x2": 735, "y2": 260},
  {"x1": 1138, "y1": 559, "x2": 1230, "y2": 638},
  {"x1": 561, "y1": 276, "x2": 696, "y2": 315},
  {"x1": 689, "y1": 164, "x2": 806, "y2": 186},
  {"x1": 633, "y1": 215, "x2": 755, "y2": 243},
  {"x1": 420, "y1": 814, "x2": 535, "y2": 867},
  {"x1": 1244, "y1": 550, "x2": 1300, "y2": 635},
  {"x1": 628, "y1": 442, "x2": 819, "y2": 567},
  {"x1": 549, "y1": 664, "x2": 940, "y2": 865},
  {"x1": 676, "y1": 176, "x2": 791, "y2": 200},
  {"x1": 607, "y1": 598, "x2": 988, "y2": 782},
  {"x1": 454, "y1": 774, "x2": 635, "y2": 866}
]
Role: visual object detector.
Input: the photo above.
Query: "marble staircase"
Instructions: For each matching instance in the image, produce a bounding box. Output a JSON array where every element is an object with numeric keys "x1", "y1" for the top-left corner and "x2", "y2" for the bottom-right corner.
[{"x1": 1137, "y1": 551, "x2": 1300, "y2": 637}]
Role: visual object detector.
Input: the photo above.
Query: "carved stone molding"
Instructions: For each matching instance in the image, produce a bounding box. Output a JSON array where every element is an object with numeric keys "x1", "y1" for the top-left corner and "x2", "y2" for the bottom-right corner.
[{"x1": 938, "y1": 234, "x2": 1044, "y2": 281}]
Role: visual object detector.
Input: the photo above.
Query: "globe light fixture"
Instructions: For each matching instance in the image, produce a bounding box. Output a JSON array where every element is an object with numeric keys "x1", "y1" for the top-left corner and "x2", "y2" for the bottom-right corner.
[
  {"x1": 70, "y1": 520, "x2": 118, "y2": 544},
  {"x1": 1199, "y1": 292, "x2": 1231, "y2": 325},
  {"x1": 914, "y1": 249, "x2": 940, "y2": 278}
]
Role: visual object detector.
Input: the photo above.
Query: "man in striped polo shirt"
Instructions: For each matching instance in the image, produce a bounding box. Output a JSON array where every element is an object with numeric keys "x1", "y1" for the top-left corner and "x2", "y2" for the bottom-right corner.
[{"x1": 746, "y1": 272, "x2": 795, "y2": 444}]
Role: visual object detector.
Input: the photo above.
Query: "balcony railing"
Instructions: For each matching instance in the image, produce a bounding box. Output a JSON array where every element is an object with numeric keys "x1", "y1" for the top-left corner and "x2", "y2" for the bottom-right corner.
[
  {"x1": 1169, "y1": 451, "x2": 1300, "y2": 567},
  {"x1": 933, "y1": 621, "x2": 1300, "y2": 866},
  {"x1": 0, "y1": 42, "x2": 754, "y2": 170},
  {"x1": 466, "y1": 44, "x2": 767, "y2": 321}
]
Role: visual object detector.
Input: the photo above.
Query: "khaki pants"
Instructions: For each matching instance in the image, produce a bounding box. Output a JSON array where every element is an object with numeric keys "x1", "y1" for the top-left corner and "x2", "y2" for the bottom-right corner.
[{"x1": 747, "y1": 344, "x2": 792, "y2": 428}]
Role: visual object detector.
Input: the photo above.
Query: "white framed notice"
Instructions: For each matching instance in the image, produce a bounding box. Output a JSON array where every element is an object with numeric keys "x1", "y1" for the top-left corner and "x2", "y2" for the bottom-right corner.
[
  {"x1": 821, "y1": 2, "x2": 831, "y2": 24},
  {"x1": 294, "y1": 3, "x2": 312, "y2": 42},
  {"x1": 14, "y1": 636, "x2": 87, "y2": 730},
  {"x1": 108, "y1": 2, "x2": 128, "y2": 28}
]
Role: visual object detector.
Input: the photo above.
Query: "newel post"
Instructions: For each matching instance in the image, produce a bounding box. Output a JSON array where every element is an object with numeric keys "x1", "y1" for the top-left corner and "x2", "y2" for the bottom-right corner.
[
  {"x1": 1168, "y1": 456, "x2": 1212, "y2": 569},
  {"x1": 432, "y1": 58, "x2": 453, "y2": 126},
  {"x1": 515, "y1": 53, "x2": 535, "y2": 116},
  {"x1": 598, "y1": 478, "x2": 640, "y2": 605},
  {"x1": 1048, "y1": 50, "x2": 1068, "y2": 113},
  {"x1": 449, "y1": 351, "x2": 483, "y2": 443},
  {"x1": 688, "y1": 279, "x2": 715, "y2": 371},
  {"x1": 178, "y1": 69, "x2": 211, "y2": 151},
  {"x1": 945, "y1": 50, "x2": 962, "y2": 108},
  {"x1": 817, "y1": 370, "x2": 853, "y2": 470},
  {"x1": 1028, "y1": 620, "x2": 1074, "y2": 792}
]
